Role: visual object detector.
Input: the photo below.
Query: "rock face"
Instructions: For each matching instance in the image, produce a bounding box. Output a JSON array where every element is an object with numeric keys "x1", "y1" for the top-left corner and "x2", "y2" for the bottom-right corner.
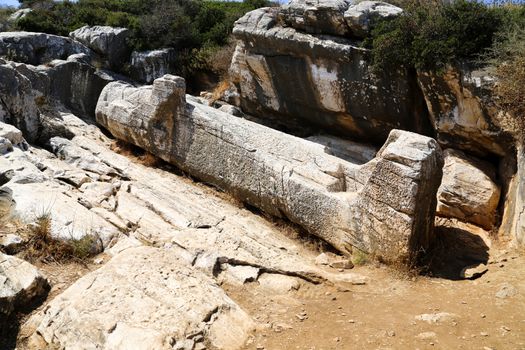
[
  {"x1": 417, "y1": 67, "x2": 514, "y2": 157},
  {"x1": 500, "y1": 148, "x2": 525, "y2": 244},
  {"x1": 437, "y1": 149, "x2": 501, "y2": 229},
  {"x1": 0, "y1": 187, "x2": 15, "y2": 224},
  {"x1": 0, "y1": 32, "x2": 92, "y2": 66},
  {"x1": 278, "y1": 0, "x2": 401, "y2": 38},
  {"x1": 1, "y1": 54, "x2": 118, "y2": 140},
  {"x1": 70, "y1": 26, "x2": 131, "y2": 70},
  {"x1": 25, "y1": 246, "x2": 254, "y2": 350},
  {"x1": 229, "y1": 6, "x2": 428, "y2": 142},
  {"x1": 97, "y1": 75, "x2": 443, "y2": 262},
  {"x1": 0, "y1": 62, "x2": 41, "y2": 142},
  {"x1": 130, "y1": 48, "x2": 176, "y2": 84},
  {"x1": 0, "y1": 252, "x2": 49, "y2": 319}
]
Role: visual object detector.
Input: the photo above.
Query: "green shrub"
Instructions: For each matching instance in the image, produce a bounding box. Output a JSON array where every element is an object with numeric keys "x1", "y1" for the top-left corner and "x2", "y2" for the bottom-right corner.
[
  {"x1": 0, "y1": 8, "x2": 15, "y2": 32},
  {"x1": 367, "y1": 0, "x2": 503, "y2": 71},
  {"x1": 484, "y1": 7, "x2": 525, "y2": 141}
]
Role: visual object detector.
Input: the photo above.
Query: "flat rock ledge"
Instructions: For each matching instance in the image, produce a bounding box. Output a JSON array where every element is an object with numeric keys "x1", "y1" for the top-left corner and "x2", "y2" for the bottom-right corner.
[
  {"x1": 24, "y1": 246, "x2": 254, "y2": 350},
  {"x1": 96, "y1": 74, "x2": 444, "y2": 262}
]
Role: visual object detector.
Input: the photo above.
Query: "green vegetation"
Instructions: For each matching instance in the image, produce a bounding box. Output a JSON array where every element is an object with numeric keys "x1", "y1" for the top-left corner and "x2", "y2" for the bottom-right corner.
[
  {"x1": 365, "y1": 1, "x2": 525, "y2": 71},
  {"x1": 485, "y1": 7, "x2": 525, "y2": 132},
  {"x1": 14, "y1": 0, "x2": 272, "y2": 78},
  {"x1": 366, "y1": 0, "x2": 525, "y2": 128},
  {"x1": 0, "y1": 7, "x2": 15, "y2": 31}
]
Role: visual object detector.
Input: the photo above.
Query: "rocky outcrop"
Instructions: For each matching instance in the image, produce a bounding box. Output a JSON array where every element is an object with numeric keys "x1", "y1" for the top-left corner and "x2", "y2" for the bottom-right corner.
[
  {"x1": 70, "y1": 26, "x2": 131, "y2": 70},
  {"x1": 0, "y1": 32, "x2": 92, "y2": 66},
  {"x1": 97, "y1": 75, "x2": 443, "y2": 262},
  {"x1": 0, "y1": 62, "x2": 41, "y2": 142},
  {"x1": 42, "y1": 56, "x2": 119, "y2": 118},
  {"x1": 0, "y1": 252, "x2": 49, "y2": 319},
  {"x1": 130, "y1": 48, "x2": 176, "y2": 84},
  {"x1": 25, "y1": 246, "x2": 254, "y2": 350},
  {"x1": 417, "y1": 67, "x2": 514, "y2": 157},
  {"x1": 229, "y1": 6, "x2": 429, "y2": 142},
  {"x1": 500, "y1": 148, "x2": 525, "y2": 244},
  {"x1": 278, "y1": 0, "x2": 401, "y2": 38},
  {"x1": 437, "y1": 149, "x2": 501, "y2": 229},
  {"x1": 1, "y1": 53, "x2": 118, "y2": 141}
]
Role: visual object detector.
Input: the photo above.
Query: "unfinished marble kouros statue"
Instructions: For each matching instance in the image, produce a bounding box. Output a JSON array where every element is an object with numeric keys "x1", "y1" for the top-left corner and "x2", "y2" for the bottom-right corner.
[{"x1": 96, "y1": 75, "x2": 444, "y2": 262}]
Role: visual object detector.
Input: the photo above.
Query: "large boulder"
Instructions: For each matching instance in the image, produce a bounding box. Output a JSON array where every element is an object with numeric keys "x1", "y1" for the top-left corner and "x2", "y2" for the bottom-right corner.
[
  {"x1": 0, "y1": 252, "x2": 49, "y2": 320},
  {"x1": 437, "y1": 149, "x2": 501, "y2": 229},
  {"x1": 417, "y1": 67, "x2": 514, "y2": 157},
  {"x1": 229, "y1": 7, "x2": 430, "y2": 143},
  {"x1": 279, "y1": 0, "x2": 402, "y2": 38},
  {"x1": 0, "y1": 63, "x2": 41, "y2": 142},
  {"x1": 96, "y1": 75, "x2": 443, "y2": 262},
  {"x1": 0, "y1": 32, "x2": 92, "y2": 66},
  {"x1": 70, "y1": 25, "x2": 131, "y2": 70},
  {"x1": 1, "y1": 54, "x2": 118, "y2": 133},
  {"x1": 130, "y1": 48, "x2": 176, "y2": 84},
  {"x1": 279, "y1": 0, "x2": 353, "y2": 36},
  {"x1": 42, "y1": 56, "x2": 119, "y2": 118},
  {"x1": 24, "y1": 246, "x2": 254, "y2": 349},
  {"x1": 344, "y1": 1, "x2": 403, "y2": 38}
]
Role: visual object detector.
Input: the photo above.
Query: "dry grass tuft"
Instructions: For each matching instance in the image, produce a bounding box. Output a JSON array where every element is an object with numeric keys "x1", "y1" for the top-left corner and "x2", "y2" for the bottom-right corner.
[
  {"x1": 110, "y1": 140, "x2": 163, "y2": 168},
  {"x1": 19, "y1": 213, "x2": 101, "y2": 264}
]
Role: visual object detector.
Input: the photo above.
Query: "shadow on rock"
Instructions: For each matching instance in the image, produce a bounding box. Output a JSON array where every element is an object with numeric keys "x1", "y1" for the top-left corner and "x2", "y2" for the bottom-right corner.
[{"x1": 0, "y1": 286, "x2": 50, "y2": 350}]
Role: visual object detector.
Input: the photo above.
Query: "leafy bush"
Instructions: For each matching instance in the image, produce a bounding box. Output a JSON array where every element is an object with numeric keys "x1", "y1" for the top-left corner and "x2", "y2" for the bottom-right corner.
[
  {"x1": 366, "y1": 0, "x2": 503, "y2": 71},
  {"x1": 0, "y1": 7, "x2": 15, "y2": 32},
  {"x1": 484, "y1": 6, "x2": 525, "y2": 140}
]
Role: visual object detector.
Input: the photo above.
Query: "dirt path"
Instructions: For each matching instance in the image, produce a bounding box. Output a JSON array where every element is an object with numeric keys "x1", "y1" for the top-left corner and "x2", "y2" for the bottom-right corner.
[{"x1": 228, "y1": 248, "x2": 525, "y2": 350}]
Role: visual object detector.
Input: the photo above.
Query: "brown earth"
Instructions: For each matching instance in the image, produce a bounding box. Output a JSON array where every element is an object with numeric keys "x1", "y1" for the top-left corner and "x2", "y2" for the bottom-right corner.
[{"x1": 227, "y1": 240, "x2": 525, "y2": 350}]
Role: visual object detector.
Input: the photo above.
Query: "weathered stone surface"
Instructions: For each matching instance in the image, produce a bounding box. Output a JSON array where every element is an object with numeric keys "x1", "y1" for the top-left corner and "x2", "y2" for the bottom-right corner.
[
  {"x1": 25, "y1": 246, "x2": 254, "y2": 350},
  {"x1": 500, "y1": 147, "x2": 525, "y2": 245},
  {"x1": 1, "y1": 56, "x2": 117, "y2": 144},
  {"x1": 0, "y1": 234, "x2": 24, "y2": 254},
  {"x1": 230, "y1": 8, "x2": 430, "y2": 142},
  {"x1": 97, "y1": 75, "x2": 443, "y2": 262},
  {"x1": 0, "y1": 63, "x2": 41, "y2": 142},
  {"x1": 8, "y1": 9, "x2": 32, "y2": 22},
  {"x1": 0, "y1": 252, "x2": 49, "y2": 318},
  {"x1": 0, "y1": 122, "x2": 27, "y2": 150},
  {"x1": 0, "y1": 145, "x2": 119, "y2": 247},
  {"x1": 279, "y1": 0, "x2": 353, "y2": 36},
  {"x1": 344, "y1": 1, "x2": 403, "y2": 38},
  {"x1": 70, "y1": 25, "x2": 131, "y2": 70},
  {"x1": 417, "y1": 67, "x2": 514, "y2": 157},
  {"x1": 0, "y1": 32, "x2": 92, "y2": 66},
  {"x1": 130, "y1": 48, "x2": 176, "y2": 84},
  {"x1": 437, "y1": 149, "x2": 501, "y2": 229},
  {"x1": 43, "y1": 58, "x2": 119, "y2": 118},
  {"x1": 0, "y1": 187, "x2": 15, "y2": 224}
]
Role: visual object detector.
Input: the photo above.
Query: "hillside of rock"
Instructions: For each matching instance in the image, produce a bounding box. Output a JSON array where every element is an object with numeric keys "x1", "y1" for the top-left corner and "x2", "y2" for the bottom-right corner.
[{"x1": 0, "y1": 1, "x2": 524, "y2": 349}]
